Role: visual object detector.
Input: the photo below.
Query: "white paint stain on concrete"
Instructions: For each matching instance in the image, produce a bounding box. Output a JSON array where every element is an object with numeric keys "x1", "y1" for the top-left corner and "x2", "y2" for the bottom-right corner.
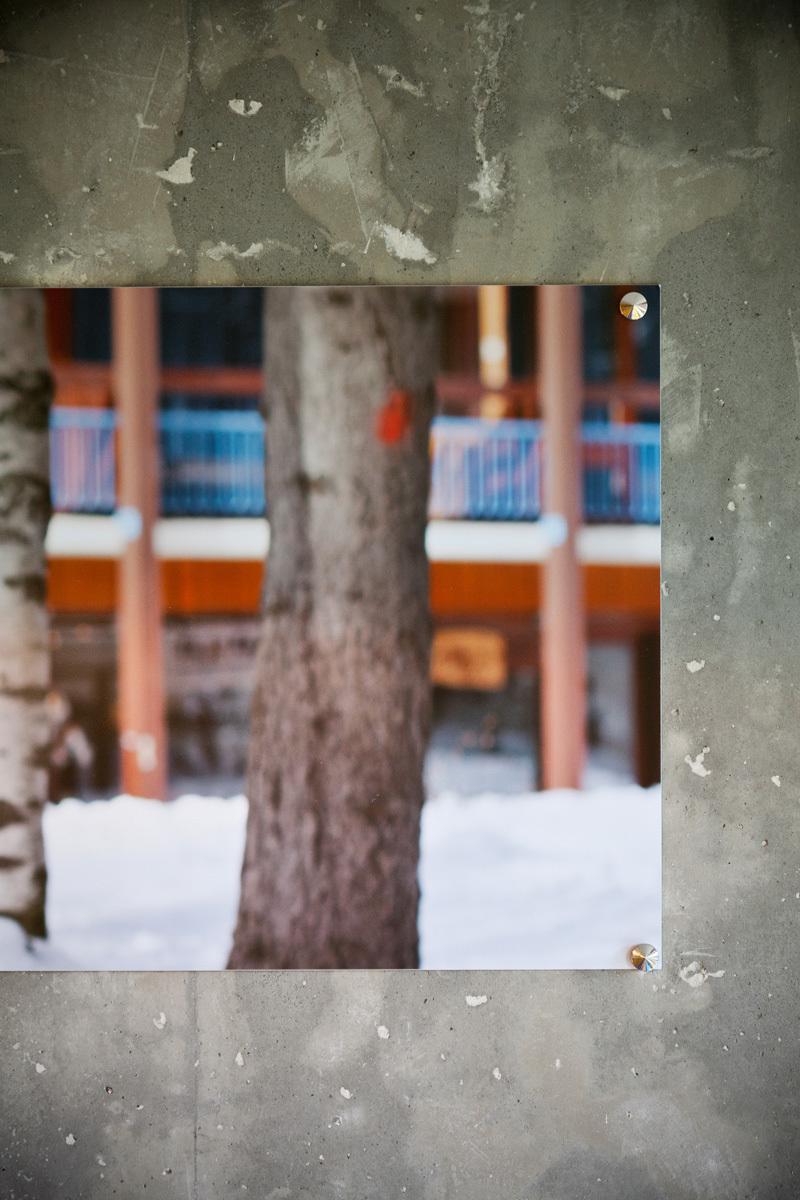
[
  {"x1": 662, "y1": 107, "x2": 672, "y2": 119},
  {"x1": 156, "y1": 147, "x2": 197, "y2": 184},
  {"x1": 376, "y1": 65, "x2": 425, "y2": 97},
  {"x1": 470, "y1": 156, "x2": 507, "y2": 213},
  {"x1": 664, "y1": 341, "x2": 703, "y2": 454},
  {"x1": 492, "y1": 1066, "x2": 502, "y2": 1080},
  {"x1": 0, "y1": 250, "x2": 16, "y2": 263},
  {"x1": 466, "y1": 1, "x2": 509, "y2": 212},
  {"x1": 235, "y1": 1050, "x2": 244, "y2": 1066},
  {"x1": 228, "y1": 98, "x2": 263, "y2": 116},
  {"x1": 339, "y1": 1086, "x2": 353, "y2": 1100},
  {"x1": 686, "y1": 659, "x2": 706, "y2": 673},
  {"x1": 152, "y1": 1011, "x2": 167, "y2": 1030},
  {"x1": 205, "y1": 241, "x2": 264, "y2": 262},
  {"x1": 597, "y1": 84, "x2": 629, "y2": 101},
  {"x1": 65, "y1": 1133, "x2": 76, "y2": 1146},
  {"x1": 376, "y1": 222, "x2": 437, "y2": 264},
  {"x1": 685, "y1": 746, "x2": 711, "y2": 778},
  {"x1": 679, "y1": 961, "x2": 726, "y2": 987},
  {"x1": 771, "y1": 775, "x2": 781, "y2": 788},
  {"x1": 789, "y1": 309, "x2": 800, "y2": 410},
  {"x1": 727, "y1": 146, "x2": 774, "y2": 160},
  {"x1": 35, "y1": 1062, "x2": 46, "y2": 1074},
  {"x1": 727, "y1": 500, "x2": 736, "y2": 511},
  {"x1": 376, "y1": 1024, "x2": 390, "y2": 1039},
  {"x1": 465, "y1": 994, "x2": 488, "y2": 1007},
  {"x1": 135, "y1": 113, "x2": 158, "y2": 130}
]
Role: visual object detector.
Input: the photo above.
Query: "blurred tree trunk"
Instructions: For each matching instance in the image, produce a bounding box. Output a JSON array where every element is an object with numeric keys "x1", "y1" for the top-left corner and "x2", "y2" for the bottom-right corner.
[
  {"x1": 0, "y1": 290, "x2": 52, "y2": 938},
  {"x1": 229, "y1": 288, "x2": 438, "y2": 968}
]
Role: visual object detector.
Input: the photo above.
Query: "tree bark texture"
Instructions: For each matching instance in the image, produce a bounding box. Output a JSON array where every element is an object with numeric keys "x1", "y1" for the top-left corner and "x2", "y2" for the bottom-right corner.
[
  {"x1": 0, "y1": 290, "x2": 52, "y2": 938},
  {"x1": 229, "y1": 287, "x2": 439, "y2": 968}
]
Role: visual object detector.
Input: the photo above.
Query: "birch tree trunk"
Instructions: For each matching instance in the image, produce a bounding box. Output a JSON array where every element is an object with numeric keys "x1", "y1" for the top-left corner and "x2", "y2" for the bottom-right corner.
[
  {"x1": 229, "y1": 287, "x2": 438, "y2": 968},
  {"x1": 0, "y1": 290, "x2": 52, "y2": 938}
]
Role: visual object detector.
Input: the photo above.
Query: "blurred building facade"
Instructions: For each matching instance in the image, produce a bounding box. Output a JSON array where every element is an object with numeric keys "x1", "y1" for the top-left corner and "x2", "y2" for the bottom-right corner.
[{"x1": 44, "y1": 287, "x2": 660, "y2": 796}]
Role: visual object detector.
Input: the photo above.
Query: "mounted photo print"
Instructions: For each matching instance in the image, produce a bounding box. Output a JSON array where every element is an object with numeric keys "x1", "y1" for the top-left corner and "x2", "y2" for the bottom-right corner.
[{"x1": 0, "y1": 284, "x2": 660, "y2": 970}]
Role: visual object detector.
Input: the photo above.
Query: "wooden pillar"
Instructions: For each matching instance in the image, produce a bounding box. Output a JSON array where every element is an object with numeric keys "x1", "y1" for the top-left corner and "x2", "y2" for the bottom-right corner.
[
  {"x1": 633, "y1": 628, "x2": 661, "y2": 787},
  {"x1": 43, "y1": 289, "x2": 74, "y2": 363},
  {"x1": 112, "y1": 288, "x2": 167, "y2": 799},
  {"x1": 477, "y1": 285, "x2": 509, "y2": 417},
  {"x1": 537, "y1": 285, "x2": 587, "y2": 789}
]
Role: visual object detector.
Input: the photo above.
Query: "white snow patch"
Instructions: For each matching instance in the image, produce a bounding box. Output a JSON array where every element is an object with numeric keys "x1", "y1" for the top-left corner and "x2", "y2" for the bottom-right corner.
[
  {"x1": 376, "y1": 1025, "x2": 390, "y2": 1040},
  {"x1": 597, "y1": 84, "x2": 629, "y2": 101},
  {"x1": 465, "y1": 994, "x2": 488, "y2": 1008},
  {"x1": 479, "y1": 334, "x2": 506, "y2": 366},
  {"x1": 0, "y1": 782, "x2": 660, "y2": 971},
  {"x1": 120, "y1": 730, "x2": 157, "y2": 774},
  {"x1": 0, "y1": 916, "x2": 75, "y2": 969},
  {"x1": 228, "y1": 98, "x2": 262, "y2": 117},
  {"x1": 156, "y1": 147, "x2": 197, "y2": 184},
  {"x1": 685, "y1": 747, "x2": 711, "y2": 778},
  {"x1": 376, "y1": 222, "x2": 437, "y2": 265},
  {"x1": 686, "y1": 659, "x2": 705, "y2": 673},
  {"x1": 205, "y1": 241, "x2": 264, "y2": 262}
]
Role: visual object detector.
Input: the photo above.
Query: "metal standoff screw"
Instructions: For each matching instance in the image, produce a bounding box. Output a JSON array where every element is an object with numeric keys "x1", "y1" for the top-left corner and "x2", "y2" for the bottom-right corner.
[
  {"x1": 630, "y1": 943, "x2": 658, "y2": 972},
  {"x1": 619, "y1": 291, "x2": 648, "y2": 320}
]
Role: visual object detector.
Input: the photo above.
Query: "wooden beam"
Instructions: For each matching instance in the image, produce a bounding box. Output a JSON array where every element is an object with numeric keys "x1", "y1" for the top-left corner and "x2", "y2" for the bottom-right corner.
[
  {"x1": 47, "y1": 558, "x2": 661, "y2": 621},
  {"x1": 537, "y1": 285, "x2": 587, "y2": 789},
  {"x1": 50, "y1": 360, "x2": 660, "y2": 414},
  {"x1": 112, "y1": 289, "x2": 167, "y2": 799}
]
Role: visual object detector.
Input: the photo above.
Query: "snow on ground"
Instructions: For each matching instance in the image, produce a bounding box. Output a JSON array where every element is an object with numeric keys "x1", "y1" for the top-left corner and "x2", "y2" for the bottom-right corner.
[{"x1": 0, "y1": 783, "x2": 659, "y2": 971}]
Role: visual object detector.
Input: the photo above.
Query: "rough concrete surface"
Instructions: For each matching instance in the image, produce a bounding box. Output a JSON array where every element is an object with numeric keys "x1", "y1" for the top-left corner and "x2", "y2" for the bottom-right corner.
[{"x1": 1, "y1": 0, "x2": 799, "y2": 1196}]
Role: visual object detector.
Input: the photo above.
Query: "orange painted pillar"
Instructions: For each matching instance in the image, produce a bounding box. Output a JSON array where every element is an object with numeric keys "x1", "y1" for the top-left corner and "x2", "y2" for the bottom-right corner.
[
  {"x1": 112, "y1": 288, "x2": 167, "y2": 799},
  {"x1": 477, "y1": 285, "x2": 509, "y2": 418},
  {"x1": 537, "y1": 285, "x2": 587, "y2": 789}
]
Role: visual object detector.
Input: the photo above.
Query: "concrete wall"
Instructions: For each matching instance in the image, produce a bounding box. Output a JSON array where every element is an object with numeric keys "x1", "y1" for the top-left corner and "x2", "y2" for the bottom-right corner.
[{"x1": 1, "y1": 1, "x2": 798, "y2": 1196}]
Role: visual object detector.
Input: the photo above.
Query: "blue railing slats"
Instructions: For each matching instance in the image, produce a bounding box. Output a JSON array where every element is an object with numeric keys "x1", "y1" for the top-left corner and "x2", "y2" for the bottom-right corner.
[{"x1": 49, "y1": 409, "x2": 660, "y2": 524}]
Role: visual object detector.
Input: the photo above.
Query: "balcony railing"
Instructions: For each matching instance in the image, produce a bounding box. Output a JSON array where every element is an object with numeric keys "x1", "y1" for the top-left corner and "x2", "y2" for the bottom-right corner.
[{"x1": 50, "y1": 409, "x2": 660, "y2": 524}]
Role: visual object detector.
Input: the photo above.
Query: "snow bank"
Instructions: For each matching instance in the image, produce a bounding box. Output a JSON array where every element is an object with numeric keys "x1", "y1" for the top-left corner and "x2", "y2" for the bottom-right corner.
[
  {"x1": 1, "y1": 785, "x2": 660, "y2": 971},
  {"x1": 419, "y1": 787, "x2": 660, "y2": 969}
]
